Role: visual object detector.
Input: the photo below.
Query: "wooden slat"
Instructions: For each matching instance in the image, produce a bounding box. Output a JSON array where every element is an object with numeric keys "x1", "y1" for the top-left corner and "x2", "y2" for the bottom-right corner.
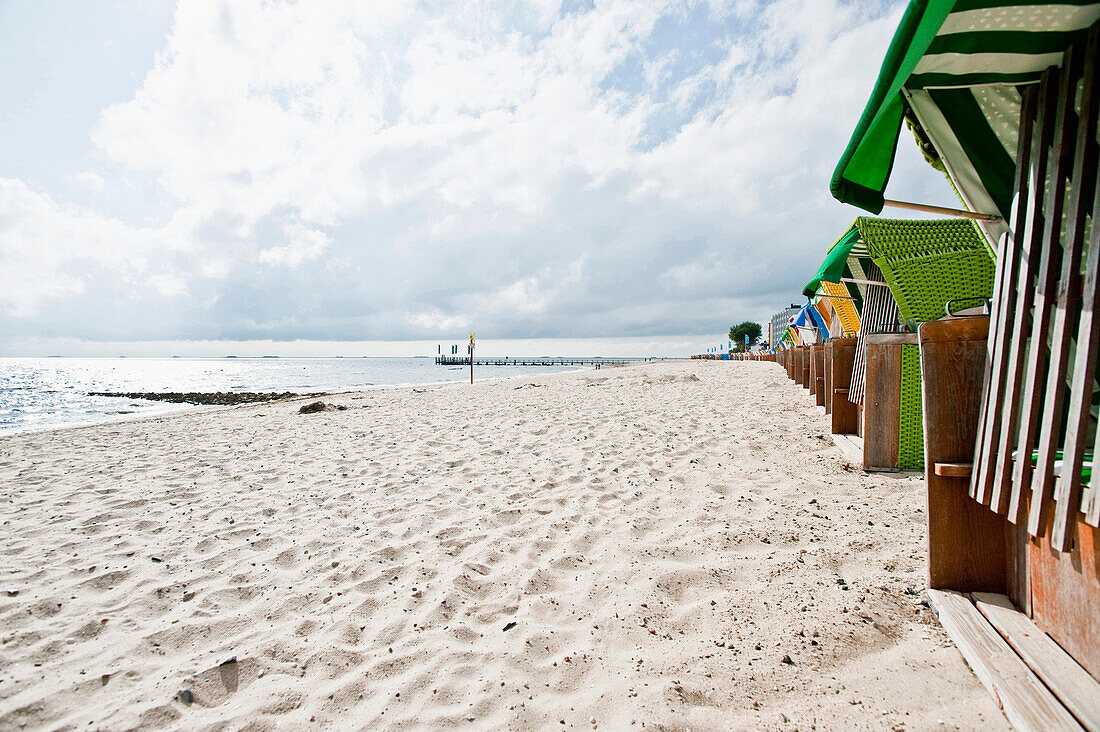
[
  {"x1": 973, "y1": 85, "x2": 1039, "y2": 505},
  {"x1": 1088, "y1": 359, "x2": 1100, "y2": 526},
  {"x1": 824, "y1": 341, "x2": 834, "y2": 415},
  {"x1": 1003, "y1": 64, "x2": 1069, "y2": 519},
  {"x1": 973, "y1": 592, "x2": 1100, "y2": 731},
  {"x1": 829, "y1": 338, "x2": 859, "y2": 436},
  {"x1": 990, "y1": 69, "x2": 1059, "y2": 515},
  {"x1": 862, "y1": 332, "x2": 919, "y2": 346},
  {"x1": 863, "y1": 341, "x2": 901, "y2": 469},
  {"x1": 927, "y1": 589, "x2": 1084, "y2": 732},
  {"x1": 1006, "y1": 517, "x2": 1032, "y2": 617},
  {"x1": 1012, "y1": 45, "x2": 1082, "y2": 521},
  {"x1": 1036, "y1": 27, "x2": 1100, "y2": 545},
  {"x1": 831, "y1": 433, "x2": 863, "y2": 465},
  {"x1": 813, "y1": 346, "x2": 826, "y2": 407},
  {"x1": 935, "y1": 462, "x2": 974, "y2": 478}
]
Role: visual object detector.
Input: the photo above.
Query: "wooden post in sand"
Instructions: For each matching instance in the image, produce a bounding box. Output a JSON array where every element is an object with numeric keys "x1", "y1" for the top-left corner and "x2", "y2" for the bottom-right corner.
[{"x1": 468, "y1": 332, "x2": 476, "y2": 384}]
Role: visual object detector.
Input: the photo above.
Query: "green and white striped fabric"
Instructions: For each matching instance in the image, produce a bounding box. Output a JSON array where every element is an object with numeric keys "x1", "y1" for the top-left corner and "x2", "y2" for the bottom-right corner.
[{"x1": 830, "y1": 0, "x2": 1100, "y2": 225}]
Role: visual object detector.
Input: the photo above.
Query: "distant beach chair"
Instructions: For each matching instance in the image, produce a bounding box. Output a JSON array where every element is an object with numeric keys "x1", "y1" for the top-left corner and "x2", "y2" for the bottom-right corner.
[{"x1": 806, "y1": 217, "x2": 995, "y2": 470}]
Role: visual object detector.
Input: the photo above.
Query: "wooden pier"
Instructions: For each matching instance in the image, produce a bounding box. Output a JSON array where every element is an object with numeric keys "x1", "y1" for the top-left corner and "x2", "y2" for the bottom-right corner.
[{"x1": 434, "y1": 356, "x2": 653, "y2": 366}]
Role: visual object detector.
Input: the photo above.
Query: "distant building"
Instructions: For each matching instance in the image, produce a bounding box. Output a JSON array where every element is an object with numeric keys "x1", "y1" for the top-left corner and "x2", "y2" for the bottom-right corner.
[{"x1": 769, "y1": 306, "x2": 800, "y2": 348}]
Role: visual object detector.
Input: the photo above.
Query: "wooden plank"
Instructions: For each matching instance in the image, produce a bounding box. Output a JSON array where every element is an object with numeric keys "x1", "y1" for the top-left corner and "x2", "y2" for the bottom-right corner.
[
  {"x1": 1030, "y1": 517, "x2": 1100, "y2": 679},
  {"x1": 927, "y1": 589, "x2": 1084, "y2": 732},
  {"x1": 862, "y1": 341, "x2": 901, "y2": 470},
  {"x1": 831, "y1": 433, "x2": 863, "y2": 465},
  {"x1": 1006, "y1": 515, "x2": 1032, "y2": 617},
  {"x1": 828, "y1": 338, "x2": 859, "y2": 436},
  {"x1": 975, "y1": 86, "x2": 1038, "y2": 505},
  {"x1": 974, "y1": 592, "x2": 1100, "y2": 731},
  {"x1": 1011, "y1": 46, "x2": 1082, "y2": 520},
  {"x1": 976, "y1": 81, "x2": 1042, "y2": 508},
  {"x1": 824, "y1": 341, "x2": 834, "y2": 415},
  {"x1": 973, "y1": 233, "x2": 1018, "y2": 497},
  {"x1": 813, "y1": 346, "x2": 826, "y2": 407},
  {"x1": 936, "y1": 462, "x2": 974, "y2": 478},
  {"x1": 801, "y1": 346, "x2": 811, "y2": 390},
  {"x1": 919, "y1": 317, "x2": 1007, "y2": 592},
  {"x1": 1003, "y1": 61, "x2": 1069, "y2": 519},
  {"x1": 1039, "y1": 27, "x2": 1100, "y2": 545},
  {"x1": 809, "y1": 345, "x2": 818, "y2": 389},
  {"x1": 863, "y1": 332, "x2": 919, "y2": 346}
]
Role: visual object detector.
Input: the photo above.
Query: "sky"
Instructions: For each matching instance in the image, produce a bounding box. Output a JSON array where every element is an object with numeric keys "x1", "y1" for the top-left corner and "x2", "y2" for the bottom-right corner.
[{"x1": 0, "y1": 0, "x2": 960, "y2": 357}]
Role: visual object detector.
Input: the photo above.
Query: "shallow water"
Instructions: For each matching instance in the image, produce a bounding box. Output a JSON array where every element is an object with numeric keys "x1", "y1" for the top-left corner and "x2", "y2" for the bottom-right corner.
[{"x1": 0, "y1": 357, "x2": 588, "y2": 434}]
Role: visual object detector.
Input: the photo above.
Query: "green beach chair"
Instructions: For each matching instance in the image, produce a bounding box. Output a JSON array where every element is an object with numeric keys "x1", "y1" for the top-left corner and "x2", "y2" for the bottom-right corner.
[
  {"x1": 808, "y1": 217, "x2": 996, "y2": 470},
  {"x1": 857, "y1": 217, "x2": 996, "y2": 469}
]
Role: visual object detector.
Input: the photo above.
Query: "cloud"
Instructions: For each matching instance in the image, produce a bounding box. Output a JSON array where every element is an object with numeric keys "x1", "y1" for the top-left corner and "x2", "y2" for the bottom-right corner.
[
  {"x1": 258, "y1": 221, "x2": 332, "y2": 268},
  {"x1": 0, "y1": 0, "x2": 959, "y2": 347},
  {"x1": 64, "y1": 171, "x2": 106, "y2": 191},
  {"x1": 0, "y1": 178, "x2": 186, "y2": 317}
]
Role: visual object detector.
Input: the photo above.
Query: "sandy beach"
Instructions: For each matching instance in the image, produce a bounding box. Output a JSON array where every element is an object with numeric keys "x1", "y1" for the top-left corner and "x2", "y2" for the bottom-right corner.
[{"x1": 0, "y1": 360, "x2": 1007, "y2": 730}]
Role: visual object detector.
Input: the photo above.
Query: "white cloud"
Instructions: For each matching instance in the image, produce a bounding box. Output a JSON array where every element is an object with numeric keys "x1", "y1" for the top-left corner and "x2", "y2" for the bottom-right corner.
[
  {"x1": 149, "y1": 274, "x2": 188, "y2": 297},
  {"x1": 258, "y1": 221, "x2": 332, "y2": 268},
  {"x1": 0, "y1": 0, "x2": 960, "y2": 346},
  {"x1": 0, "y1": 178, "x2": 186, "y2": 316},
  {"x1": 404, "y1": 308, "x2": 470, "y2": 333},
  {"x1": 64, "y1": 171, "x2": 106, "y2": 191}
]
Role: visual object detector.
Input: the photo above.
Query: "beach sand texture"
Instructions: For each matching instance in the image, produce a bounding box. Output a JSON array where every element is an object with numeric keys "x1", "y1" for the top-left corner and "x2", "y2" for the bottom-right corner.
[{"x1": 0, "y1": 361, "x2": 1008, "y2": 730}]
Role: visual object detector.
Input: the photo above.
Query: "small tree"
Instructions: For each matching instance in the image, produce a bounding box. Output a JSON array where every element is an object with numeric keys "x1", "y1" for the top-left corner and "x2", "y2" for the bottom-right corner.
[{"x1": 729, "y1": 321, "x2": 763, "y2": 352}]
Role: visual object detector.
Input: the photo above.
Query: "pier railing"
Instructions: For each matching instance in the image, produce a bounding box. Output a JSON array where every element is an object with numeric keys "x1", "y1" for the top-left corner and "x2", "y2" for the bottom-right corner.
[{"x1": 434, "y1": 356, "x2": 654, "y2": 366}]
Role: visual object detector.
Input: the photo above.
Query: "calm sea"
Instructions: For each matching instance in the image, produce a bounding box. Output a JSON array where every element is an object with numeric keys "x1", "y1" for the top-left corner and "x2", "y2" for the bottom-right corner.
[{"x1": 0, "y1": 357, "x2": 590, "y2": 435}]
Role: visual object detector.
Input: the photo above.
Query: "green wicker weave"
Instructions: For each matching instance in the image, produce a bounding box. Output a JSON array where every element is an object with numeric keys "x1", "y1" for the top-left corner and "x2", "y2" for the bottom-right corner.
[
  {"x1": 854, "y1": 217, "x2": 996, "y2": 470},
  {"x1": 899, "y1": 345, "x2": 924, "y2": 470},
  {"x1": 854, "y1": 217, "x2": 995, "y2": 327}
]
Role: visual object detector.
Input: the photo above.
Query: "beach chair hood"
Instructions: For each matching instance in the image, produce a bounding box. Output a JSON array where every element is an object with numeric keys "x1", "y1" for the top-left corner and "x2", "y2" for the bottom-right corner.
[{"x1": 830, "y1": 0, "x2": 1100, "y2": 243}]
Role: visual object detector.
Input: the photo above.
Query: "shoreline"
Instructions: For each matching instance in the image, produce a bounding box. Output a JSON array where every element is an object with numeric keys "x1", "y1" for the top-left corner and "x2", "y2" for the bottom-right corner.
[
  {"x1": 0, "y1": 365, "x2": 596, "y2": 438},
  {"x1": 0, "y1": 361, "x2": 1007, "y2": 729}
]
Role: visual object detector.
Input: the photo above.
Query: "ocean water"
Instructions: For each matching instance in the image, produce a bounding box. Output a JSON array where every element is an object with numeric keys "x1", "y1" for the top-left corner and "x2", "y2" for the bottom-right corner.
[{"x1": 0, "y1": 357, "x2": 590, "y2": 435}]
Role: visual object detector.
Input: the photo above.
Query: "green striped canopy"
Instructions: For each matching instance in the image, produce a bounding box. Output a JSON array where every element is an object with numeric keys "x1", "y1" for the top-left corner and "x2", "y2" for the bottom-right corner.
[{"x1": 831, "y1": 0, "x2": 1100, "y2": 219}]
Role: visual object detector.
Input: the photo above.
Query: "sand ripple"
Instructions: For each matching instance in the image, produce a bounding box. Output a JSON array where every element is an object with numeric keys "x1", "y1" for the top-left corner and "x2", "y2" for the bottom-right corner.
[{"x1": 0, "y1": 362, "x2": 1007, "y2": 730}]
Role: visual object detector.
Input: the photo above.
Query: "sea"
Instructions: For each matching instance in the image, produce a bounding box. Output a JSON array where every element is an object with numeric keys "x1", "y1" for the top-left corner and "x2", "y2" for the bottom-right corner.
[{"x1": 0, "y1": 357, "x2": 591, "y2": 435}]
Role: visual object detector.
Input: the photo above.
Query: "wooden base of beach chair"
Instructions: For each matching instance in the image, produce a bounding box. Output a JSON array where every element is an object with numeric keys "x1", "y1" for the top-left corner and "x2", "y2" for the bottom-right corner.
[
  {"x1": 921, "y1": 316, "x2": 1100, "y2": 713},
  {"x1": 927, "y1": 589, "x2": 1097, "y2": 732},
  {"x1": 831, "y1": 434, "x2": 863, "y2": 465},
  {"x1": 811, "y1": 346, "x2": 825, "y2": 407},
  {"x1": 919, "y1": 318, "x2": 1005, "y2": 591},
  {"x1": 863, "y1": 332, "x2": 921, "y2": 471},
  {"x1": 827, "y1": 338, "x2": 858, "y2": 436}
]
